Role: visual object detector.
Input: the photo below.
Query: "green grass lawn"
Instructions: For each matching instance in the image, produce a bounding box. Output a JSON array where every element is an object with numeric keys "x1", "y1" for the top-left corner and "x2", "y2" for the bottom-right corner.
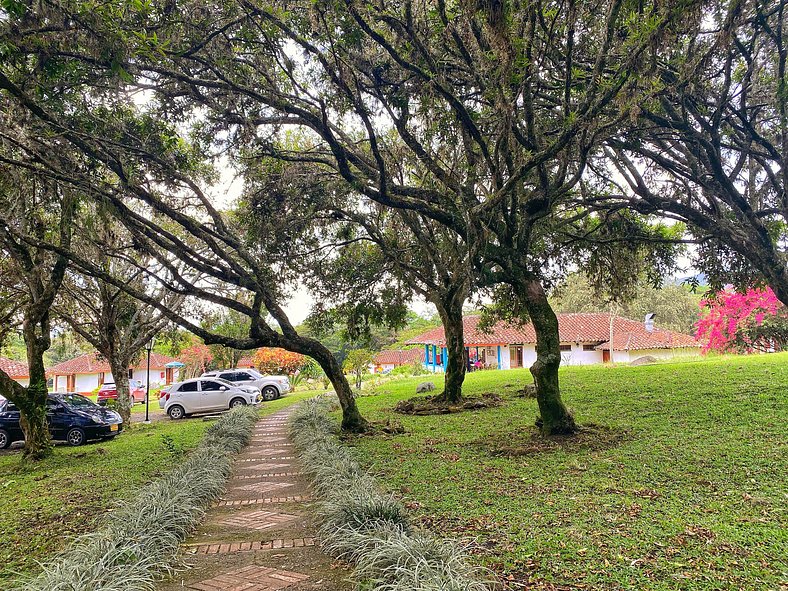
[
  {"x1": 349, "y1": 354, "x2": 788, "y2": 590},
  {"x1": 0, "y1": 390, "x2": 316, "y2": 585}
]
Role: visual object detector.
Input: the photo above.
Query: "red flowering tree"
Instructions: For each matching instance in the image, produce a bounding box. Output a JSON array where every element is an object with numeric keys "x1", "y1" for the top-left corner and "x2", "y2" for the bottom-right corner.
[
  {"x1": 252, "y1": 348, "x2": 305, "y2": 375},
  {"x1": 696, "y1": 287, "x2": 788, "y2": 353},
  {"x1": 180, "y1": 343, "x2": 213, "y2": 378}
]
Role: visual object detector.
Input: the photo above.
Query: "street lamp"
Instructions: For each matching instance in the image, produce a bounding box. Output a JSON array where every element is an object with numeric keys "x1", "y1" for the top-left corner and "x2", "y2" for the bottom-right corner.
[{"x1": 144, "y1": 338, "x2": 155, "y2": 424}]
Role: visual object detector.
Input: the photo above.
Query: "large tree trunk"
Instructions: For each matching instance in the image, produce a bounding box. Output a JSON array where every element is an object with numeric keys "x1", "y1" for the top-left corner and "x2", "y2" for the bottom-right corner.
[
  {"x1": 308, "y1": 344, "x2": 368, "y2": 432},
  {"x1": 433, "y1": 292, "x2": 467, "y2": 404},
  {"x1": 19, "y1": 318, "x2": 53, "y2": 459},
  {"x1": 108, "y1": 357, "x2": 133, "y2": 427},
  {"x1": 519, "y1": 278, "x2": 577, "y2": 435}
]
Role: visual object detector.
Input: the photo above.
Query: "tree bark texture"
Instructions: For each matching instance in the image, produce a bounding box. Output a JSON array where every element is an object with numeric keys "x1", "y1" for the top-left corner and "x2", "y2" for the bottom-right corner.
[
  {"x1": 108, "y1": 356, "x2": 133, "y2": 427},
  {"x1": 306, "y1": 342, "x2": 368, "y2": 432},
  {"x1": 19, "y1": 319, "x2": 53, "y2": 459},
  {"x1": 519, "y1": 278, "x2": 577, "y2": 435},
  {"x1": 434, "y1": 293, "x2": 467, "y2": 404}
]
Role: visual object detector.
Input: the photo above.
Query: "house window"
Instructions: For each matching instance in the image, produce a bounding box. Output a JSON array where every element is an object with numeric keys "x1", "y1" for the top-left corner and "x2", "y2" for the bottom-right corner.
[
  {"x1": 559, "y1": 344, "x2": 572, "y2": 351},
  {"x1": 128, "y1": 368, "x2": 134, "y2": 378},
  {"x1": 583, "y1": 344, "x2": 596, "y2": 351}
]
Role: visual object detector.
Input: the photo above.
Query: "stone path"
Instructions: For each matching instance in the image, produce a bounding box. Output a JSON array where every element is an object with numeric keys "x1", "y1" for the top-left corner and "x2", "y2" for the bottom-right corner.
[{"x1": 160, "y1": 407, "x2": 351, "y2": 591}]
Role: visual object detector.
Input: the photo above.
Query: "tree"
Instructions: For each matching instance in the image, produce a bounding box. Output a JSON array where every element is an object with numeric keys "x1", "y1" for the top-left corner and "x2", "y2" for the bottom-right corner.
[
  {"x1": 118, "y1": 0, "x2": 691, "y2": 434},
  {"x1": 0, "y1": 13, "x2": 370, "y2": 433},
  {"x1": 0, "y1": 163, "x2": 75, "y2": 459},
  {"x1": 598, "y1": 0, "x2": 788, "y2": 306},
  {"x1": 343, "y1": 349, "x2": 375, "y2": 391},
  {"x1": 56, "y1": 215, "x2": 182, "y2": 426},
  {"x1": 252, "y1": 348, "x2": 306, "y2": 375},
  {"x1": 180, "y1": 342, "x2": 213, "y2": 378},
  {"x1": 696, "y1": 287, "x2": 788, "y2": 353},
  {"x1": 0, "y1": 0, "x2": 691, "y2": 435},
  {"x1": 200, "y1": 309, "x2": 251, "y2": 371}
]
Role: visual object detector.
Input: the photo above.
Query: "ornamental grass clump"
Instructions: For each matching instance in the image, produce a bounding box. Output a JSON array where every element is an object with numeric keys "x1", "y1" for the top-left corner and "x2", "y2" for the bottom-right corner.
[
  {"x1": 15, "y1": 405, "x2": 259, "y2": 591},
  {"x1": 289, "y1": 398, "x2": 489, "y2": 591}
]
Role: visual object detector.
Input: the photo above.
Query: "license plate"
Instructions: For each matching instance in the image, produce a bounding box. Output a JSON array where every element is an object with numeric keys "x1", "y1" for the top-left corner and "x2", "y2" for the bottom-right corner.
[{"x1": 110, "y1": 424, "x2": 119, "y2": 432}]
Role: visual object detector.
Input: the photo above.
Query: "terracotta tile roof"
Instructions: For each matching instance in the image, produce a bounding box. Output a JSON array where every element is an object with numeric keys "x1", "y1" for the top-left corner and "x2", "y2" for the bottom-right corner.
[
  {"x1": 595, "y1": 330, "x2": 700, "y2": 351},
  {"x1": 237, "y1": 355, "x2": 255, "y2": 368},
  {"x1": 0, "y1": 357, "x2": 29, "y2": 379},
  {"x1": 373, "y1": 349, "x2": 425, "y2": 366},
  {"x1": 47, "y1": 352, "x2": 179, "y2": 376},
  {"x1": 406, "y1": 313, "x2": 698, "y2": 351}
]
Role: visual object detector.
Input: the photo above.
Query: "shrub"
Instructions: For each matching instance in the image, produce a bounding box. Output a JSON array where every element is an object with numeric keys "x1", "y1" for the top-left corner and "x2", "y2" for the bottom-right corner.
[
  {"x1": 289, "y1": 399, "x2": 489, "y2": 591},
  {"x1": 15, "y1": 406, "x2": 259, "y2": 591}
]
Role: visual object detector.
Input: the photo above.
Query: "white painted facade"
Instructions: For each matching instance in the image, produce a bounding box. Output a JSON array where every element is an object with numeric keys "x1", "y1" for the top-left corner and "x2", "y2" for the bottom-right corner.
[
  {"x1": 422, "y1": 341, "x2": 699, "y2": 371},
  {"x1": 14, "y1": 378, "x2": 29, "y2": 387},
  {"x1": 53, "y1": 368, "x2": 179, "y2": 393}
]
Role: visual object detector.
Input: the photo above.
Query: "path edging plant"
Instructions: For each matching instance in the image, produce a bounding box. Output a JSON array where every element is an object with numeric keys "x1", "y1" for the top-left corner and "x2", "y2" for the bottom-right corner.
[
  {"x1": 290, "y1": 397, "x2": 490, "y2": 591},
  {"x1": 14, "y1": 405, "x2": 260, "y2": 591}
]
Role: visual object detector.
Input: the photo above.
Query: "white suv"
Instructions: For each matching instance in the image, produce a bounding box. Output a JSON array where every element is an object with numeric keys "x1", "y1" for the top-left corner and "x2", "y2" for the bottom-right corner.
[
  {"x1": 160, "y1": 378, "x2": 259, "y2": 420},
  {"x1": 201, "y1": 368, "x2": 290, "y2": 401}
]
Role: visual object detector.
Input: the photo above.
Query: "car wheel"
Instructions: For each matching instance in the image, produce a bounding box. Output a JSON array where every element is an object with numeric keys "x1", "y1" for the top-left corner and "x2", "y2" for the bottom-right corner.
[
  {"x1": 66, "y1": 428, "x2": 86, "y2": 446},
  {"x1": 0, "y1": 429, "x2": 11, "y2": 449},
  {"x1": 261, "y1": 386, "x2": 278, "y2": 401},
  {"x1": 229, "y1": 397, "x2": 247, "y2": 409},
  {"x1": 168, "y1": 405, "x2": 186, "y2": 420}
]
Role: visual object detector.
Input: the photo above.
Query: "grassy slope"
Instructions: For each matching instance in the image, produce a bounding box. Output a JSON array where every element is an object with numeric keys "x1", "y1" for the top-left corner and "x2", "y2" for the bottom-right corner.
[
  {"x1": 349, "y1": 355, "x2": 787, "y2": 590},
  {"x1": 0, "y1": 390, "x2": 316, "y2": 584}
]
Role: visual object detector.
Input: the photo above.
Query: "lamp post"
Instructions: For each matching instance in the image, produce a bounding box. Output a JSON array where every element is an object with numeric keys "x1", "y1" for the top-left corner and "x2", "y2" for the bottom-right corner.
[{"x1": 144, "y1": 338, "x2": 154, "y2": 424}]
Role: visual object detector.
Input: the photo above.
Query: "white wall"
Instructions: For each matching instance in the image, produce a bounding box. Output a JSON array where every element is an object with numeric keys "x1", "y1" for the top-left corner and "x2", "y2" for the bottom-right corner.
[
  {"x1": 368, "y1": 363, "x2": 395, "y2": 374},
  {"x1": 561, "y1": 343, "x2": 605, "y2": 366},
  {"x1": 498, "y1": 346, "x2": 511, "y2": 370},
  {"x1": 522, "y1": 345, "x2": 538, "y2": 368},
  {"x1": 131, "y1": 368, "x2": 170, "y2": 387},
  {"x1": 14, "y1": 378, "x2": 29, "y2": 387}
]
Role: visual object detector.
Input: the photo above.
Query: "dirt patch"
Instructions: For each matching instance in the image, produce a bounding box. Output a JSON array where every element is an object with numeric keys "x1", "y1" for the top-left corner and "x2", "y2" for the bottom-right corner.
[
  {"x1": 393, "y1": 392, "x2": 503, "y2": 415},
  {"x1": 479, "y1": 423, "x2": 628, "y2": 456}
]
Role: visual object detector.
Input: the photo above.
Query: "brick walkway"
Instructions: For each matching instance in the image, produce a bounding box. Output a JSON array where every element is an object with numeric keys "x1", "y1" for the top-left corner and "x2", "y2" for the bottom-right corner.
[{"x1": 159, "y1": 406, "x2": 351, "y2": 591}]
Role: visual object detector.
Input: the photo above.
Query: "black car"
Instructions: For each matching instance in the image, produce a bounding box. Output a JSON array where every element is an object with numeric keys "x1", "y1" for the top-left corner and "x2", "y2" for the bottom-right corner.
[{"x1": 0, "y1": 393, "x2": 123, "y2": 448}]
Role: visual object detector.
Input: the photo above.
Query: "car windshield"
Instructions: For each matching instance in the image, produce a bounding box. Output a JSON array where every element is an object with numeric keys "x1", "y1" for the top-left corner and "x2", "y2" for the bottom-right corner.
[
  {"x1": 246, "y1": 369, "x2": 263, "y2": 378},
  {"x1": 59, "y1": 394, "x2": 98, "y2": 409},
  {"x1": 214, "y1": 378, "x2": 235, "y2": 387}
]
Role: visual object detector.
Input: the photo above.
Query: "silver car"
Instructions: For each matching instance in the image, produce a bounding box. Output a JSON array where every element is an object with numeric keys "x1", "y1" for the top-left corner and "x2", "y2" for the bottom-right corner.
[
  {"x1": 159, "y1": 377, "x2": 259, "y2": 419},
  {"x1": 201, "y1": 368, "x2": 290, "y2": 401}
]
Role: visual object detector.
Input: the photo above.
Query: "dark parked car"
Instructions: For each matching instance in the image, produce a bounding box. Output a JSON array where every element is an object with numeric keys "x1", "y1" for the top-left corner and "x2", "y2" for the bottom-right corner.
[{"x1": 0, "y1": 393, "x2": 123, "y2": 448}]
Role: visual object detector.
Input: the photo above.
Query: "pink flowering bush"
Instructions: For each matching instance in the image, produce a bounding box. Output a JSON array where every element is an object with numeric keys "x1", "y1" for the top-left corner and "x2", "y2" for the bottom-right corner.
[{"x1": 696, "y1": 287, "x2": 788, "y2": 353}]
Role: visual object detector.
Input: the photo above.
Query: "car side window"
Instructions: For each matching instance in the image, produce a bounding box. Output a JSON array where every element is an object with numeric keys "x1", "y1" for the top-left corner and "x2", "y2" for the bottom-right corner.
[
  {"x1": 5, "y1": 402, "x2": 17, "y2": 412},
  {"x1": 219, "y1": 372, "x2": 236, "y2": 381},
  {"x1": 235, "y1": 372, "x2": 252, "y2": 381},
  {"x1": 179, "y1": 381, "x2": 199, "y2": 392},
  {"x1": 200, "y1": 380, "x2": 223, "y2": 391},
  {"x1": 46, "y1": 399, "x2": 62, "y2": 412}
]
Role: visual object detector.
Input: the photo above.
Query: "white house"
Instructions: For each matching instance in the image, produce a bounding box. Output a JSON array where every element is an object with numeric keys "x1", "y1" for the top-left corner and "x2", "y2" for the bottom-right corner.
[
  {"x1": 0, "y1": 357, "x2": 29, "y2": 387},
  {"x1": 407, "y1": 313, "x2": 700, "y2": 371},
  {"x1": 47, "y1": 352, "x2": 181, "y2": 395}
]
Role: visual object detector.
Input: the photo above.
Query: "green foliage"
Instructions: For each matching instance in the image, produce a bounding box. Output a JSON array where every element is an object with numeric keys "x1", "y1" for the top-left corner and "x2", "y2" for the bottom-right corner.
[
  {"x1": 200, "y1": 309, "x2": 251, "y2": 369},
  {"x1": 350, "y1": 356, "x2": 788, "y2": 590},
  {"x1": 343, "y1": 349, "x2": 375, "y2": 390}
]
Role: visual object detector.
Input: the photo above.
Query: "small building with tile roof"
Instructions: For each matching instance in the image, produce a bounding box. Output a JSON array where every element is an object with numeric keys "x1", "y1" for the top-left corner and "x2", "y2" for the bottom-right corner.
[
  {"x1": 368, "y1": 348, "x2": 425, "y2": 374},
  {"x1": 47, "y1": 352, "x2": 181, "y2": 394},
  {"x1": 406, "y1": 313, "x2": 700, "y2": 371},
  {"x1": 0, "y1": 357, "x2": 30, "y2": 387}
]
